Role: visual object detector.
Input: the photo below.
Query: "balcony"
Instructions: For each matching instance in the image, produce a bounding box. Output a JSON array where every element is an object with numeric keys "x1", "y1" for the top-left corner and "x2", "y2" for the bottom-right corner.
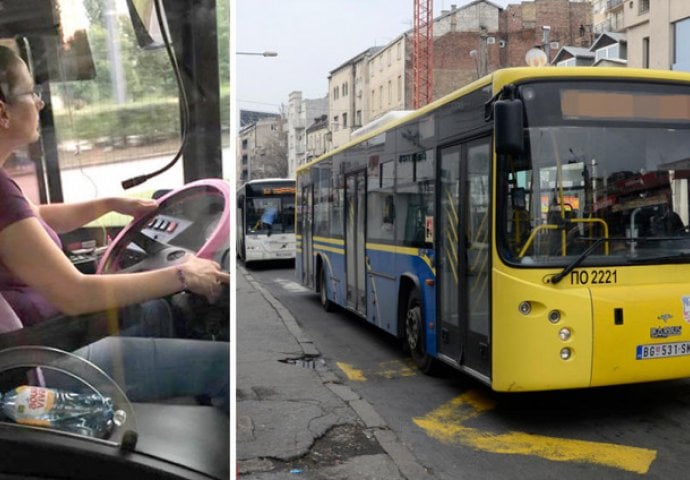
[{"x1": 606, "y1": 0, "x2": 624, "y2": 12}]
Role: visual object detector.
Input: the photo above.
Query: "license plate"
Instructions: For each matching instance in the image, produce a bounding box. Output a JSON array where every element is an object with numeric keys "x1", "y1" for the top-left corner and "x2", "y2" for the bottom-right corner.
[{"x1": 636, "y1": 341, "x2": 690, "y2": 360}]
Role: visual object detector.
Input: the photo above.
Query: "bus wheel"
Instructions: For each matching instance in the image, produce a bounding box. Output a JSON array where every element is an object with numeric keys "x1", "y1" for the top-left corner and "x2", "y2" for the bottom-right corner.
[
  {"x1": 320, "y1": 268, "x2": 334, "y2": 312},
  {"x1": 405, "y1": 290, "x2": 437, "y2": 374}
]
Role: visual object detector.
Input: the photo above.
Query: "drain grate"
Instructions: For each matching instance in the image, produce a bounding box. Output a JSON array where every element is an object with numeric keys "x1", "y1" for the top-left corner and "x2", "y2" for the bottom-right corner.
[{"x1": 279, "y1": 355, "x2": 323, "y2": 369}]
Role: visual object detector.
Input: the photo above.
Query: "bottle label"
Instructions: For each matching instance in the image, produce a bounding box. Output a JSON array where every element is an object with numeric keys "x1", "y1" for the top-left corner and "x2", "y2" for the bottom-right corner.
[{"x1": 12, "y1": 386, "x2": 56, "y2": 427}]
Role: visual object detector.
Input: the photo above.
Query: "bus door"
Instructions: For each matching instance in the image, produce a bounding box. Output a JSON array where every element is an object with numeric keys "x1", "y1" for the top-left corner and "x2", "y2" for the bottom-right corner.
[
  {"x1": 345, "y1": 171, "x2": 367, "y2": 314},
  {"x1": 301, "y1": 184, "x2": 314, "y2": 287},
  {"x1": 438, "y1": 138, "x2": 491, "y2": 376}
]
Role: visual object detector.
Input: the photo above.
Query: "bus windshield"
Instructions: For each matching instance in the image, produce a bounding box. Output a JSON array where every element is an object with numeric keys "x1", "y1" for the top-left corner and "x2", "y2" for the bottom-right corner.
[
  {"x1": 246, "y1": 195, "x2": 295, "y2": 235},
  {"x1": 500, "y1": 81, "x2": 690, "y2": 267}
]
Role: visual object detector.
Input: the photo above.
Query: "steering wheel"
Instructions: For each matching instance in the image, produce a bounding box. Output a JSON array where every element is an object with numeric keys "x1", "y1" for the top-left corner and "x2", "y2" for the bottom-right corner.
[{"x1": 97, "y1": 179, "x2": 230, "y2": 275}]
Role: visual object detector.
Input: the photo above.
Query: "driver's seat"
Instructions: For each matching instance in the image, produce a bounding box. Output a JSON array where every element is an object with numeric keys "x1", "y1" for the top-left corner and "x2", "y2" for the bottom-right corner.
[
  {"x1": 0, "y1": 293, "x2": 45, "y2": 387},
  {"x1": 0, "y1": 296, "x2": 113, "y2": 352},
  {"x1": 0, "y1": 293, "x2": 23, "y2": 334}
]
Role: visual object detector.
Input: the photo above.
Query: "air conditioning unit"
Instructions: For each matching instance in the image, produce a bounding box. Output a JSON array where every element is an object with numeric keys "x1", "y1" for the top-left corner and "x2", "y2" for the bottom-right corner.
[
  {"x1": 550, "y1": 41, "x2": 560, "y2": 50},
  {"x1": 486, "y1": 36, "x2": 496, "y2": 44}
]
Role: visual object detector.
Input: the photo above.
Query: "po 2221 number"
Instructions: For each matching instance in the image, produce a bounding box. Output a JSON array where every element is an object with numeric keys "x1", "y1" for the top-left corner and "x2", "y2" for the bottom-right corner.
[{"x1": 569, "y1": 269, "x2": 618, "y2": 285}]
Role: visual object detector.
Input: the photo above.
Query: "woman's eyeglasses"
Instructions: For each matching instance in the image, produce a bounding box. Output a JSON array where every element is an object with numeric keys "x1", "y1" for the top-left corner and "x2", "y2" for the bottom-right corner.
[{"x1": 8, "y1": 85, "x2": 42, "y2": 101}]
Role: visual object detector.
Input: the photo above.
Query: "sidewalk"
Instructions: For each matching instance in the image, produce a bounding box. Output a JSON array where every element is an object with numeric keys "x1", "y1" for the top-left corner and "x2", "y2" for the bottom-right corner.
[{"x1": 236, "y1": 267, "x2": 433, "y2": 480}]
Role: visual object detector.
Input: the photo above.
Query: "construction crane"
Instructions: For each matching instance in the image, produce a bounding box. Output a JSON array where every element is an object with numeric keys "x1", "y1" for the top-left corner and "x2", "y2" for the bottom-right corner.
[{"x1": 413, "y1": 0, "x2": 433, "y2": 109}]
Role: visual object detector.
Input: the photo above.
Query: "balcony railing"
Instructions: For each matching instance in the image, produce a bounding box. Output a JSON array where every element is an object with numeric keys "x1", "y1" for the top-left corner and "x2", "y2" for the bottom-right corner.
[{"x1": 606, "y1": 0, "x2": 624, "y2": 11}]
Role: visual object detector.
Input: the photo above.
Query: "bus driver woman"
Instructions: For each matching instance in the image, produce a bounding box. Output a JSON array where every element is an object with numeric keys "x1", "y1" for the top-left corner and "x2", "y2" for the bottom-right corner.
[{"x1": 0, "y1": 46, "x2": 229, "y2": 409}]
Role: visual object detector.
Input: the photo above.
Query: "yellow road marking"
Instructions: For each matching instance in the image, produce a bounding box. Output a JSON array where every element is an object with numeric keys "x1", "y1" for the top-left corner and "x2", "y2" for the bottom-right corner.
[
  {"x1": 413, "y1": 390, "x2": 657, "y2": 474},
  {"x1": 337, "y1": 362, "x2": 367, "y2": 381},
  {"x1": 377, "y1": 360, "x2": 417, "y2": 379}
]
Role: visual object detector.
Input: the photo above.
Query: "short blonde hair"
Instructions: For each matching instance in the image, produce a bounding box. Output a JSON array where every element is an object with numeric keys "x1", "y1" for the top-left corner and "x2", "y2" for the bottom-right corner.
[{"x1": 0, "y1": 45, "x2": 25, "y2": 102}]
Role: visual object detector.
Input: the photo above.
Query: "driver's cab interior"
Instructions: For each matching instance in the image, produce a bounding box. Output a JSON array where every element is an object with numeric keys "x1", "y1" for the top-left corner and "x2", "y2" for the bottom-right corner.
[{"x1": 0, "y1": 1, "x2": 230, "y2": 479}]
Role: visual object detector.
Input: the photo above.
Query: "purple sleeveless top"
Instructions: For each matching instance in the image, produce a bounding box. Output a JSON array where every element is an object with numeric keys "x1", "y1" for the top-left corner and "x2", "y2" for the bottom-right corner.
[{"x1": 0, "y1": 168, "x2": 62, "y2": 326}]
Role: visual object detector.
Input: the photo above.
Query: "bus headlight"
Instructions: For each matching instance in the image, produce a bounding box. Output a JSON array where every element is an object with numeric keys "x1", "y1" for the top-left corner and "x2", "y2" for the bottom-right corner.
[
  {"x1": 518, "y1": 301, "x2": 531, "y2": 315},
  {"x1": 548, "y1": 310, "x2": 561, "y2": 323},
  {"x1": 560, "y1": 347, "x2": 572, "y2": 360},
  {"x1": 559, "y1": 327, "x2": 572, "y2": 341}
]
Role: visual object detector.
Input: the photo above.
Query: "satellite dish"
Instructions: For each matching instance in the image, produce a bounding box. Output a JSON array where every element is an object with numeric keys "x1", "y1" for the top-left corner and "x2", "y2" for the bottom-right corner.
[{"x1": 525, "y1": 48, "x2": 548, "y2": 67}]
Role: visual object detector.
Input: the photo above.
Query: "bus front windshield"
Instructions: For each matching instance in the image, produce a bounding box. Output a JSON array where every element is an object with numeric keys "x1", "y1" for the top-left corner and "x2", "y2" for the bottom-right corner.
[
  {"x1": 246, "y1": 196, "x2": 295, "y2": 235},
  {"x1": 500, "y1": 81, "x2": 690, "y2": 267}
]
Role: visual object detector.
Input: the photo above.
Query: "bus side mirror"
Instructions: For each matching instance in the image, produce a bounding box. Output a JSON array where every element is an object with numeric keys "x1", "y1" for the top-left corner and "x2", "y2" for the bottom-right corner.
[{"x1": 494, "y1": 99, "x2": 524, "y2": 155}]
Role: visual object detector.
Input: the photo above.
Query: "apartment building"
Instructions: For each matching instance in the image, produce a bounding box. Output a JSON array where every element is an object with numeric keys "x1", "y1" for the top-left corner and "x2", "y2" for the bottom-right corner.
[
  {"x1": 237, "y1": 113, "x2": 285, "y2": 185},
  {"x1": 328, "y1": 47, "x2": 381, "y2": 149},
  {"x1": 305, "y1": 114, "x2": 330, "y2": 162},
  {"x1": 286, "y1": 91, "x2": 328, "y2": 178},
  {"x1": 621, "y1": 0, "x2": 690, "y2": 71},
  {"x1": 368, "y1": 36, "x2": 406, "y2": 122}
]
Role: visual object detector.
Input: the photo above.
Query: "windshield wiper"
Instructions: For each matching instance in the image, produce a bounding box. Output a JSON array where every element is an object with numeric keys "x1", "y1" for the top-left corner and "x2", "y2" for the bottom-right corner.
[
  {"x1": 551, "y1": 235, "x2": 690, "y2": 284},
  {"x1": 550, "y1": 237, "x2": 607, "y2": 285}
]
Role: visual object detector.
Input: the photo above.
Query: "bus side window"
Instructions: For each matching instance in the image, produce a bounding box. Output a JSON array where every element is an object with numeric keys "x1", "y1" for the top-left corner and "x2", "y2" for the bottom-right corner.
[
  {"x1": 368, "y1": 193, "x2": 395, "y2": 241},
  {"x1": 403, "y1": 203, "x2": 427, "y2": 246}
]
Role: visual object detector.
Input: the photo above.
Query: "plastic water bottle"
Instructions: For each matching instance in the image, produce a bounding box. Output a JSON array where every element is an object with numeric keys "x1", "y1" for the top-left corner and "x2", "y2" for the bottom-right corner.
[{"x1": 0, "y1": 385, "x2": 123, "y2": 439}]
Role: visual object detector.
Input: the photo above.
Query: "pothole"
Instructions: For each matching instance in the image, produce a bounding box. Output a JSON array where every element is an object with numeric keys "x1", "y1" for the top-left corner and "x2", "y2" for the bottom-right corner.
[
  {"x1": 281, "y1": 424, "x2": 385, "y2": 472},
  {"x1": 279, "y1": 354, "x2": 325, "y2": 369}
]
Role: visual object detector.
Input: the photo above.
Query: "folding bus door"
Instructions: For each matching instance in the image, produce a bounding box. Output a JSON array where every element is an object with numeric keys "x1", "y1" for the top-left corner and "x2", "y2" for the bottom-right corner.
[
  {"x1": 301, "y1": 184, "x2": 314, "y2": 287},
  {"x1": 438, "y1": 137, "x2": 491, "y2": 376},
  {"x1": 345, "y1": 170, "x2": 366, "y2": 315}
]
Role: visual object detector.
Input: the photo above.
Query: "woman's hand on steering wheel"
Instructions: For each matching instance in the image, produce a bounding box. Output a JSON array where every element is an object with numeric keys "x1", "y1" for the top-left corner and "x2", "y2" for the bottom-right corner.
[
  {"x1": 109, "y1": 197, "x2": 159, "y2": 218},
  {"x1": 178, "y1": 255, "x2": 229, "y2": 304}
]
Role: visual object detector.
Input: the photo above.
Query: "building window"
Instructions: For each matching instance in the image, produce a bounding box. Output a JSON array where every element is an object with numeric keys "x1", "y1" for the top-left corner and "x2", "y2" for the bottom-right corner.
[
  {"x1": 642, "y1": 36, "x2": 649, "y2": 68},
  {"x1": 595, "y1": 43, "x2": 620, "y2": 61},
  {"x1": 342, "y1": 113, "x2": 348, "y2": 129},
  {"x1": 342, "y1": 82, "x2": 349, "y2": 96},
  {"x1": 397, "y1": 75, "x2": 402, "y2": 101},
  {"x1": 387, "y1": 80, "x2": 392, "y2": 104},
  {"x1": 242, "y1": 139, "x2": 248, "y2": 149},
  {"x1": 333, "y1": 115, "x2": 339, "y2": 131},
  {"x1": 333, "y1": 86, "x2": 340, "y2": 100},
  {"x1": 639, "y1": 0, "x2": 649, "y2": 14},
  {"x1": 356, "y1": 110, "x2": 362, "y2": 127},
  {"x1": 673, "y1": 18, "x2": 690, "y2": 71}
]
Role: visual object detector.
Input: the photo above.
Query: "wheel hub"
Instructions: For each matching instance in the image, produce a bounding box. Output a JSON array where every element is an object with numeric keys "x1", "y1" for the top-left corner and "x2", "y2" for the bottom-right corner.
[{"x1": 406, "y1": 307, "x2": 420, "y2": 350}]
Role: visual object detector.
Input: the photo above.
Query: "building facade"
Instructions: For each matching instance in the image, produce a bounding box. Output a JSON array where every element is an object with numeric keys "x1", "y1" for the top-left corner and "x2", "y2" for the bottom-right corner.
[
  {"x1": 286, "y1": 91, "x2": 328, "y2": 178},
  {"x1": 328, "y1": 47, "x2": 382, "y2": 149},
  {"x1": 305, "y1": 114, "x2": 330, "y2": 162},
  {"x1": 368, "y1": 37, "x2": 406, "y2": 121},
  {"x1": 622, "y1": 0, "x2": 690, "y2": 71},
  {"x1": 237, "y1": 113, "x2": 286, "y2": 186}
]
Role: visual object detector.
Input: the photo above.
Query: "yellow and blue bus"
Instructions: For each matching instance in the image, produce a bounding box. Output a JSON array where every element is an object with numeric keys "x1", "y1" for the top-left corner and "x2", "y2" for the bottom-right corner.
[{"x1": 296, "y1": 66, "x2": 690, "y2": 392}]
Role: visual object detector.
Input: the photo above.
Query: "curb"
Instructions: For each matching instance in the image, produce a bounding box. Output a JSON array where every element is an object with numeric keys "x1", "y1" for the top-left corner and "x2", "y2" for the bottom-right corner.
[{"x1": 241, "y1": 267, "x2": 434, "y2": 480}]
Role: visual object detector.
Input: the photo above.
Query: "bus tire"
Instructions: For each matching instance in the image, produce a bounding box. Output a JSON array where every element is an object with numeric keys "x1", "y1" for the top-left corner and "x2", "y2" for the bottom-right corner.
[
  {"x1": 320, "y1": 267, "x2": 335, "y2": 312},
  {"x1": 405, "y1": 289, "x2": 438, "y2": 375}
]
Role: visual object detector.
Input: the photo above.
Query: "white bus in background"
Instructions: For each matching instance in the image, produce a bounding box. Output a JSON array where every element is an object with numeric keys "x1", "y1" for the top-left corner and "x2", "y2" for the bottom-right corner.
[{"x1": 237, "y1": 178, "x2": 296, "y2": 264}]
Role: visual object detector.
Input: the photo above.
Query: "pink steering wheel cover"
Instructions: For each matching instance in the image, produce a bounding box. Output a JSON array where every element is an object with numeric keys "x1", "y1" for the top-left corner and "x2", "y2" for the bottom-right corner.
[{"x1": 96, "y1": 178, "x2": 230, "y2": 273}]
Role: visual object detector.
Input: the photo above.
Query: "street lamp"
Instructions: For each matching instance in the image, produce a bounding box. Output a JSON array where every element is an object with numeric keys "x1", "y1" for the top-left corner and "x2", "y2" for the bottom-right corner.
[{"x1": 236, "y1": 51, "x2": 278, "y2": 57}]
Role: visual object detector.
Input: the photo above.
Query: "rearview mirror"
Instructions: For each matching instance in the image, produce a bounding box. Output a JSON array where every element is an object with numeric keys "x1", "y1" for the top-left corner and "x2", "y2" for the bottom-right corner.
[{"x1": 495, "y1": 98, "x2": 524, "y2": 155}]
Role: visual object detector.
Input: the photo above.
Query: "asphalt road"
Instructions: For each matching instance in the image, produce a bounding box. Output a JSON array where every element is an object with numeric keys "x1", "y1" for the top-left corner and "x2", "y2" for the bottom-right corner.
[{"x1": 246, "y1": 261, "x2": 690, "y2": 480}]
